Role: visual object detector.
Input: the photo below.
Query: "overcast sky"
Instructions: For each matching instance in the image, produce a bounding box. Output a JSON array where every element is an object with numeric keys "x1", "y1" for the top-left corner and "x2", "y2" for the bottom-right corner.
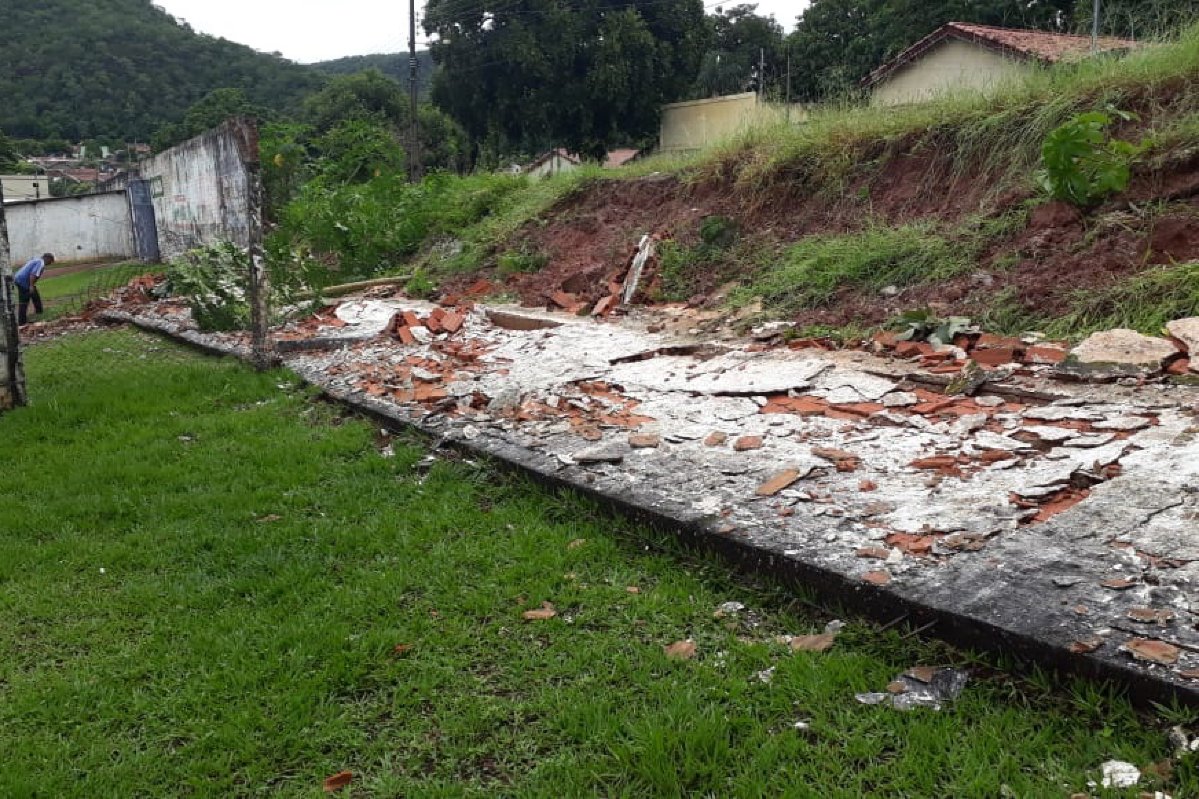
[{"x1": 153, "y1": 0, "x2": 805, "y2": 64}]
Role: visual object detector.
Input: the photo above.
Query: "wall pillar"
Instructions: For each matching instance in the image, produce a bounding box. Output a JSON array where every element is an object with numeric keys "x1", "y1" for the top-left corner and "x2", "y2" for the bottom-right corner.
[{"x1": 0, "y1": 189, "x2": 28, "y2": 411}]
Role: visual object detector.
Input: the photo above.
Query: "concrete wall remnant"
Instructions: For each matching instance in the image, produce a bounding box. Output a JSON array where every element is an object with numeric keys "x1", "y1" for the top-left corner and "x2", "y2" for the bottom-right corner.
[
  {"x1": 137, "y1": 118, "x2": 256, "y2": 261},
  {"x1": 5, "y1": 192, "x2": 135, "y2": 264},
  {"x1": 659, "y1": 93, "x2": 808, "y2": 154}
]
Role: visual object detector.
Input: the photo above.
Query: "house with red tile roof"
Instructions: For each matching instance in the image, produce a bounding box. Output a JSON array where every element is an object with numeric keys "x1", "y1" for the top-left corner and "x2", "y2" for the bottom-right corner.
[{"x1": 864, "y1": 22, "x2": 1140, "y2": 106}]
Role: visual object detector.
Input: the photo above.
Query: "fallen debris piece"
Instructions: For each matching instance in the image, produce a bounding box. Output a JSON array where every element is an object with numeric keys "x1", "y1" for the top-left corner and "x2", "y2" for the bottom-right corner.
[
  {"x1": 1100, "y1": 760, "x2": 1141, "y2": 789},
  {"x1": 323, "y1": 771, "x2": 353, "y2": 793},
  {"x1": 664, "y1": 639, "x2": 697, "y2": 660},
  {"x1": 1121, "y1": 637, "x2": 1180, "y2": 665},
  {"x1": 628, "y1": 433, "x2": 661, "y2": 449},
  {"x1": 522, "y1": 601, "x2": 558, "y2": 621},
  {"x1": 1166, "y1": 317, "x2": 1199, "y2": 355},
  {"x1": 1067, "y1": 329, "x2": 1179, "y2": 376},
  {"x1": 855, "y1": 666, "x2": 969, "y2": 711},
  {"x1": 756, "y1": 468, "x2": 807, "y2": 497},
  {"x1": 812, "y1": 446, "x2": 860, "y2": 471},
  {"x1": 785, "y1": 620, "x2": 843, "y2": 652}
]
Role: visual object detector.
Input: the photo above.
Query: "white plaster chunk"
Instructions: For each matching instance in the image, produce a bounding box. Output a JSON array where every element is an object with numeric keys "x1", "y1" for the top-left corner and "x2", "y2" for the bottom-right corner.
[
  {"x1": 1071, "y1": 328, "x2": 1178, "y2": 366},
  {"x1": 1023, "y1": 406, "x2": 1105, "y2": 422},
  {"x1": 1165, "y1": 317, "x2": 1199, "y2": 356},
  {"x1": 1018, "y1": 425, "x2": 1077, "y2": 443},
  {"x1": 1062, "y1": 433, "x2": 1117, "y2": 449},
  {"x1": 882, "y1": 391, "x2": 919, "y2": 408},
  {"x1": 1093, "y1": 416, "x2": 1153, "y2": 432},
  {"x1": 810, "y1": 369, "x2": 897, "y2": 402}
]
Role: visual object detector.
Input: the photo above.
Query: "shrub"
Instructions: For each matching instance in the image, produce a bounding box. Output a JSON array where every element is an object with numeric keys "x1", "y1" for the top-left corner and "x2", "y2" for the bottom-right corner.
[
  {"x1": 1038, "y1": 110, "x2": 1140, "y2": 208},
  {"x1": 166, "y1": 242, "x2": 250, "y2": 332}
]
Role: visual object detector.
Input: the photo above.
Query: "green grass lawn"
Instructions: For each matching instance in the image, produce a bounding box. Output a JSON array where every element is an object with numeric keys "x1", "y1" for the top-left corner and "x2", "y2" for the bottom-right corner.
[{"x1": 1, "y1": 329, "x2": 1194, "y2": 797}]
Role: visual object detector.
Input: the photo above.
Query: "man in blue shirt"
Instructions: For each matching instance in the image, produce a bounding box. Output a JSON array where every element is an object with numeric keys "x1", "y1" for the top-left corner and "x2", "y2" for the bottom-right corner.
[{"x1": 13, "y1": 252, "x2": 54, "y2": 325}]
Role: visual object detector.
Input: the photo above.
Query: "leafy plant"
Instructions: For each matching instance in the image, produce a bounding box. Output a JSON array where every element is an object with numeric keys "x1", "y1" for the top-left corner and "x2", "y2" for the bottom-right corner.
[
  {"x1": 165, "y1": 241, "x2": 251, "y2": 332},
  {"x1": 1037, "y1": 110, "x2": 1141, "y2": 208},
  {"x1": 893, "y1": 310, "x2": 977, "y2": 347}
]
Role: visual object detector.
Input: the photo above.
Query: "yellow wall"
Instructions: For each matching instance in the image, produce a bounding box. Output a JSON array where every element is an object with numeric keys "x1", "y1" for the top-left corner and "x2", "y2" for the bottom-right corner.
[
  {"x1": 659, "y1": 93, "x2": 761, "y2": 153},
  {"x1": 871, "y1": 39, "x2": 1030, "y2": 106}
]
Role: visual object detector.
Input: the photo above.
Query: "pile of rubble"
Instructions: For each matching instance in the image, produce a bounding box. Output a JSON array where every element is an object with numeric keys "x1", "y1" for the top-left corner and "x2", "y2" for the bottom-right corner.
[{"x1": 98, "y1": 289, "x2": 1199, "y2": 701}]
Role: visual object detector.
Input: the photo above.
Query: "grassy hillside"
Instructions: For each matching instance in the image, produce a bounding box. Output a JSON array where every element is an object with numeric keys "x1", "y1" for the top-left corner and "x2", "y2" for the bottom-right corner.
[
  {"x1": 336, "y1": 22, "x2": 1199, "y2": 340},
  {"x1": 0, "y1": 0, "x2": 323, "y2": 141}
]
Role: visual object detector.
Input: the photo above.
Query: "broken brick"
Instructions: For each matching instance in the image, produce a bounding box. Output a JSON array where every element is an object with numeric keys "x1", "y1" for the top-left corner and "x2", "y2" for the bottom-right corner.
[
  {"x1": 1023, "y1": 345, "x2": 1067, "y2": 365},
  {"x1": 756, "y1": 469, "x2": 803, "y2": 496},
  {"x1": 704, "y1": 431, "x2": 728, "y2": 447},
  {"x1": 440, "y1": 311, "x2": 464, "y2": 334},
  {"x1": 550, "y1": 290, "x2": 579, "y2": 309},
  {"x1": 862, "y1": 570, "x2": 891, "y2": 586},
  {"x1": 979, "y1": 450, "x2": 1017, "y2": 463},
  {"x1": 910, "y1": 456, "x2": 959, "y2": 471},
  {"x1": 856, "y1": 547, "x2": 890, "y2": 559},
  {"x1": 828, "y1": 402, "x2": 884, "y2": 418},
  {"x1": 885, "y1": 532, "x2": 937, "y2": 555},
  {"x1": 402, "y1": 311, "x2": 422, "y2": 329},
  {"x1": 591, "y1": 295, "x2": 617, "y2": 317},
  {"x1": 970, "y1": 347, "x2": 1021, "y2": 366},
  {"x1": 1166, "y1": 356, "x2": 1191, "y2": 376},
  {"x1": 733, "y1": 435, "x2": 764, "y2": 451},
  {"x1": 396, "y1": 326, "x2": 416, "y2": 346},
  {"x1": 761, "y1": 396, "x2": 827, "y2": 416},
  {"x1": 628, "y1": 433, "x2": 661, "y2": 449},
  {"x1": 871, "y1": 330, "x2": 899, "y2": 349},
  {"x1": 894, "y1": 340, "x2": 934, "y2": 359},
  {"x1": 858, "y1": 479, "x2": 878, "y2": 492},
  {"x1": 413, "y1": 385, "x2": 448, "y2": 402}
]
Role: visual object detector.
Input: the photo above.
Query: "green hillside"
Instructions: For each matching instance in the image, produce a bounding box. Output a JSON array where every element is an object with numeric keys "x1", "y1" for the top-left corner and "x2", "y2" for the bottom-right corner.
[
  {"x1": 0, "y1": 0, "x2": 323, "y2": 141},
  {"x1": 313, "y1": 51, "x2": 436, "y2": 96}
]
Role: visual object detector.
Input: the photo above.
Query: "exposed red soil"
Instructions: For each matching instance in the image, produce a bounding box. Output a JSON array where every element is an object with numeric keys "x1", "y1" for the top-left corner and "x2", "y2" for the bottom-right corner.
[{"x1": 439, "y1": 113, "x2": 1199, "y2": 329}]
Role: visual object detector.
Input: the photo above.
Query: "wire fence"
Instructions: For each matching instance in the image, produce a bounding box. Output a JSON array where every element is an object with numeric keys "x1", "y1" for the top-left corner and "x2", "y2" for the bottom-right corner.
[{"x1": 40, "y1": 261, "x2": 160, "y2": 321}]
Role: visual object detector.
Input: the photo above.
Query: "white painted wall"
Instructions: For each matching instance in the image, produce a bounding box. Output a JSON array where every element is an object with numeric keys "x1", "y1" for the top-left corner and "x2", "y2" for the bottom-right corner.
[
  {"x1": 137, "y1": 120, "x2": 253, "y2": 261},
  {"x1": 6, "y1": 192, "x2": 135, "y2": 264},
  {"x1": 871, "y1": 39, "x2": 1030, "y2": 106},
  {"x1": 1, "y1": 175, "x2": 52, "y2": 203}
]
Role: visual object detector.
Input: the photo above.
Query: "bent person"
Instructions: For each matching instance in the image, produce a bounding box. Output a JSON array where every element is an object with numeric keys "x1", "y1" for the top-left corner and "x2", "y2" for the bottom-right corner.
[{"x1": 14, "y1": 252, "x2": 54, "y2": 326}]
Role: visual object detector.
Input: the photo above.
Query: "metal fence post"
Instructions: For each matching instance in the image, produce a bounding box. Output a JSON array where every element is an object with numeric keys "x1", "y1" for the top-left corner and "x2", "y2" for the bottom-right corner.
[{"x1": 0, "y1": 185, "x2": 28, "y2": 410}]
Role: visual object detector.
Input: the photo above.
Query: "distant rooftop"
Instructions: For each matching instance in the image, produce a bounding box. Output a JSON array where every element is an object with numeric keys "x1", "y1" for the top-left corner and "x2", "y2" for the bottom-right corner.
[{"x1": 864, "y1": 21, "x2": 1141, "y2": 87}]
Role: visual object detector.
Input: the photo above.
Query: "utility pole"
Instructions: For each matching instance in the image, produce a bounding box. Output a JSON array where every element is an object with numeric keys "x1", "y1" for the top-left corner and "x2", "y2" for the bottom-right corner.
[
  {"x1": 0, "y1": 179, "x2": 28, "y2": 411},
  {"x1": 1092, "y1": 0, "x2": 1101, "y2": 53},
  {"x1": 408, "y1": 0, "x2": 421, "y2": 182},
  {"x1": 785, "y1": 48, "x2": 792, "y2": 123},
  {"x1": 758, "y1": 47, "x2": 765, "y2": 102}
]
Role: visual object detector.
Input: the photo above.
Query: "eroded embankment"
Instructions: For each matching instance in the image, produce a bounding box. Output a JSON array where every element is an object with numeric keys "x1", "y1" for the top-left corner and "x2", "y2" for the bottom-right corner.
[{"x1": 441, "y1": 65, "x2": 1199, "y2": 338}]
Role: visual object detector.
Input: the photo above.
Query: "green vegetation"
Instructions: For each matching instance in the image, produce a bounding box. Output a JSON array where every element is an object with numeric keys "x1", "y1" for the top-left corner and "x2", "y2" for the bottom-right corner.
[
  {"x1": 0, "y1": 0, "x2": 322, "y2": 141},
  {"x1": 312, "y1": 50, "x2": 435, "y2": 95},
  {"x1": 731, "y1": 224, "x2": 975, "y2": 316},
  {"x1": 1047, "y1": 260, "x2": 1199, "y2": 335},
  {"x1": 1, "y1": 329, "x2": 1196, "y2": 796},
  {"x1": 1039, "y1": 110, "x2": 1141, "y2": 207}
]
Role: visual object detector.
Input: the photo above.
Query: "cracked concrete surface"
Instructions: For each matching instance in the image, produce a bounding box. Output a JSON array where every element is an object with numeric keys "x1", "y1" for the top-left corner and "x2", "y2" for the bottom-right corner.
[{"x1": 102, "y1": 295, "x2": 1199, "y2": 704}]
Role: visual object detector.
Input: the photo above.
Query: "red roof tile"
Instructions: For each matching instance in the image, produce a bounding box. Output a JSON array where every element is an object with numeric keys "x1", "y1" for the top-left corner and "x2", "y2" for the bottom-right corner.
[{"x1": 864, "y1": 22, "x2": 1141, "y2": 87}]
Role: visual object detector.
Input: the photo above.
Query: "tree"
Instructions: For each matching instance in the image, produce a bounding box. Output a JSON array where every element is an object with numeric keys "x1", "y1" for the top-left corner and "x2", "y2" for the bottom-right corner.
[
  {"x1": 692, "y1": 5, "x2": 787, "y2": 99},
  {"x1": 151, "y1": 88, "x2": 270, "y2": 150},
  {"x1": 304, "y1": 70, "x2": 408, "y2": 134},
  {"x1": 425, "y1": 0, "x2": 709, "y2": 161},
  {"x1": 1074, "y1": 0, "x2": 1199, "y2": 38},
  {"x1": 0, "y1": 131, "x2": 20, "y2": 172}
]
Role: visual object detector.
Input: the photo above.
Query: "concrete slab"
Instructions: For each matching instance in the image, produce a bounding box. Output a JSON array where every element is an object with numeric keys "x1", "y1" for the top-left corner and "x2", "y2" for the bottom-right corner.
[{"x1": 101, "y1": 297, "x2": 1199, "y2": 706}]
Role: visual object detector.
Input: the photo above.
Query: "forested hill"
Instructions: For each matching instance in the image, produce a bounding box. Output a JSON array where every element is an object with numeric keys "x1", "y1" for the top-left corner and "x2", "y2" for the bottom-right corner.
[
  {"x1": 0, "y1": 0, "x2": 323, "y2": 141},
  {"x1": 313, "y1": 51, "x2": 436, "y2": 95}
]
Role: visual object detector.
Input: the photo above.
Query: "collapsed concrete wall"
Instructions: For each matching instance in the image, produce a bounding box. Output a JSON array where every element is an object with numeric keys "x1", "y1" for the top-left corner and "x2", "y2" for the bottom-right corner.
[
  {"x1": 137, "y1": 118, "x2": 257, "y2": 261},
  {"x1": 6, "y1": 192, "x2": 135, "y2": 264}
]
